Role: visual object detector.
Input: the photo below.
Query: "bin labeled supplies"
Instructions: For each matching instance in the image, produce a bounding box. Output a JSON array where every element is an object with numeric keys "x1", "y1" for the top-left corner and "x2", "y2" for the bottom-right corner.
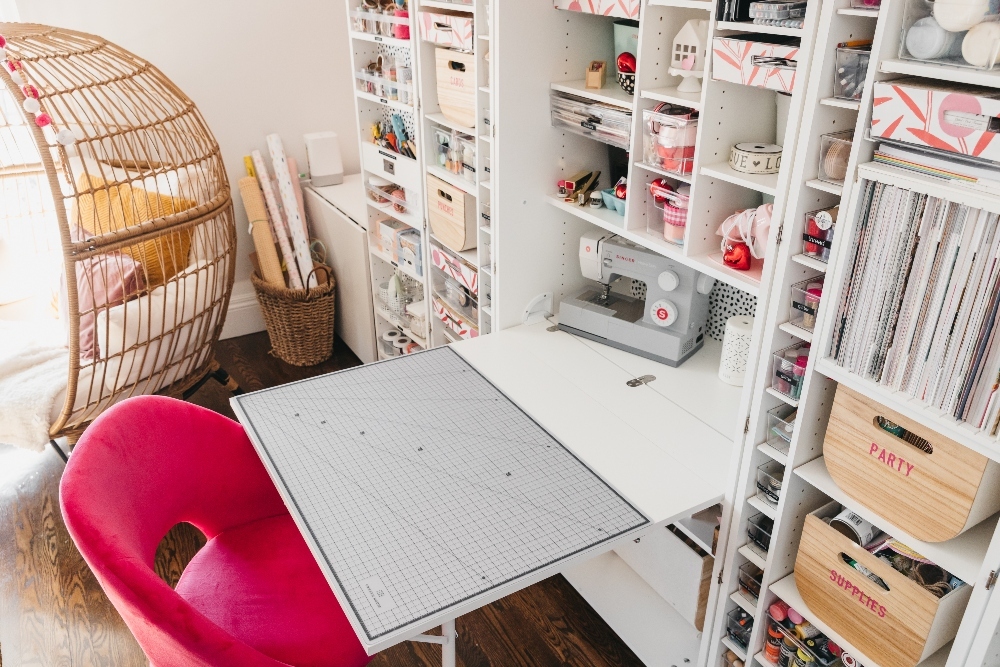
[
  {"x1": 824, "y1": 385, "x2": 1000, "y2": 542},
  {"x1": 795, "y1": 502, "x2": 973, "y2": 667}
]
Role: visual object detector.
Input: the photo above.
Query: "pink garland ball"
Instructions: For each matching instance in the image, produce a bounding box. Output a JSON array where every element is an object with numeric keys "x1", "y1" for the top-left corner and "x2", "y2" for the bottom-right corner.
[
  {"x1": 0, "y1": 35, "x2": 6, "y2": 49},
  {"x1": 35, "y1": 112, "x2": 52, "y2": 127}
]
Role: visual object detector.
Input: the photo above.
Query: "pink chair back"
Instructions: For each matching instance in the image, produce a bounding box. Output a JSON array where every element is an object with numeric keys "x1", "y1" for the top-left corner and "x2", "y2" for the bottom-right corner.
[{"x1": 60, "y1": 395, "x2": 295, "y2": 666}]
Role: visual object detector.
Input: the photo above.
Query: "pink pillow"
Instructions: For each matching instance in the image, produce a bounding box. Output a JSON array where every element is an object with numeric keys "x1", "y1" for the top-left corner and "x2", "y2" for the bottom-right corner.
[{"x1": 71, "y1": 253, "x2": 146, "y2": 360}]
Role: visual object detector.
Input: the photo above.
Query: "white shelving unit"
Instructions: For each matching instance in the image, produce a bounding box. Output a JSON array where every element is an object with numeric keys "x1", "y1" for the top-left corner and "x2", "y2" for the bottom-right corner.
[
  {"x1": 344, "y1": 0, "x2": 496, "y2": 356},
  {"x1": 488, "y1": 0, "x2": 827, "y2": 664},
  {"x1": 711, "y1": 0, "x2": 1000, "y2": 664}
]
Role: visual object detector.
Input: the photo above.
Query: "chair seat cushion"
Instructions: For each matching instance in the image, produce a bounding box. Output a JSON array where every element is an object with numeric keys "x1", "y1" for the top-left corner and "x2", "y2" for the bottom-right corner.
[{"x1": 175, "y1": 514, "x2": 369, "y2": 667}]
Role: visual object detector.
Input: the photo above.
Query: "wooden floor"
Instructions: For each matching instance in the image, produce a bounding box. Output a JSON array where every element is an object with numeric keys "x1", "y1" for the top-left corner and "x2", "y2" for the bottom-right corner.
[{"x1": 0, "y1": 332, "x2": 644, "y2": 667}]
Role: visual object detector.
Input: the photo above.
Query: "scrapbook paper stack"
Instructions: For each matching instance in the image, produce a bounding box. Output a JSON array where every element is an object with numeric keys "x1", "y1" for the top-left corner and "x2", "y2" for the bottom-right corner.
[{"x1": 831, "y1": 181, "x2": 1000, "y2": 437}]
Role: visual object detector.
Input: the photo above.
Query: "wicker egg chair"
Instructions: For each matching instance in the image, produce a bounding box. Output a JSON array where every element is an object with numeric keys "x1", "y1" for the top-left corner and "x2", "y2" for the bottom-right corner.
[{"x1": 0, "y1": 23, "x2": 240, "y2": 450}]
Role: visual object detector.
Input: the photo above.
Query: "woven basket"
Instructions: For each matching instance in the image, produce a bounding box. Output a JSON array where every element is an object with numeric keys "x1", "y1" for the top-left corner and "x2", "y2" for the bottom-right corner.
[{"x1": 251, "y1": 266, "x2": 336, "y2": 366}]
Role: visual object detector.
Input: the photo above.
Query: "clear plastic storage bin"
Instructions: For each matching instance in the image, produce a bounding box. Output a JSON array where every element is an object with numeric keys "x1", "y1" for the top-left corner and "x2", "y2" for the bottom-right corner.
[
  {"x1": 789, "y1": 278, "x2": 824, "y2": 331},
  {"x1": 771, "y1": 343, "x2": 810, "y2": 400},
  {"x1": 727, "y1": 608, "x2": 754, "y2": 650},
  {"x1": 834, "y1": 46, "x2": 871, "y2": 100},
  {"x1": 350, "y1": 7, "x2": 410, "y2": 38},
  {"x1": 803, "y1": 207, "x2": 836, "y2": 263},
  {"x1": 749, "y1": 1, "x2": 807, "y2": 19},
  {"x1": 550, "y1": 91, "x2": 632, "y2": 150},
  {"x1": 899, "y1": 0, "x2": 1000, "y2": 69},
  {"x1": 747, "y1": 512, "x2": 773, "y2": 556},
  {"x1": 738, "y1": 561, "x2": 764, "y2": 603},
  {"x1": 755, "y1": 460, "x2": 785, "y2": 507},
  {"x1": 642, "y1": 106, "x2": 698, "y2": 176},
  {"x1": 646, "y1": 181, "x2": 691, "y2": 245},
  {"x1": 766, "y1": 404, "x2": 796, "y2": 455},
  {"x1": 852, "y1": 0, "x2": 880, "y2": 7},
  {"x1": 818, "y1": 130, "x2": 853, "y2": 185}
]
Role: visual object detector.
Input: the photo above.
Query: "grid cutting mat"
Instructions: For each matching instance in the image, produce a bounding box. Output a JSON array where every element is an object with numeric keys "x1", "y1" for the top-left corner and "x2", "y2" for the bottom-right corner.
[{"x1": 233, "y1": 346, "x2": 649, "y2": 642}]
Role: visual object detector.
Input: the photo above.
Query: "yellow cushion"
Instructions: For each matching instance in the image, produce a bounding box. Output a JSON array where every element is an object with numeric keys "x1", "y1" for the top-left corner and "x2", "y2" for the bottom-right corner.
[{"x1": 76, "y1": 173, "x2": 196, "y2": 288}]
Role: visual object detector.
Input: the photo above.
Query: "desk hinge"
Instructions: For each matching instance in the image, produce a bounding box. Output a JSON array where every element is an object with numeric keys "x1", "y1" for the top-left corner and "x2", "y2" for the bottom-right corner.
[
  {"x1": 775, "y1": 223, "x2": 784, "y2": 246},
  {"x1": 627, "y1": 375, "x2": 656, "y2": 387},
  {"x1": 987, "y1": 570, "x2": 998, "y2": 590},
  {"x1": 718, "y1": 565, "x2": 724, "y2": 585},
  {"x1": 744, "y1": 416, "x2": 751, "y2": 434}
]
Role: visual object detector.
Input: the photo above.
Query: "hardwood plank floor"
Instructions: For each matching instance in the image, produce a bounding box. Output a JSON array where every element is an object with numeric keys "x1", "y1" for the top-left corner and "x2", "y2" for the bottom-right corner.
[{"x1": 0, "y1": 332, "x2": 644, "y2": 667}]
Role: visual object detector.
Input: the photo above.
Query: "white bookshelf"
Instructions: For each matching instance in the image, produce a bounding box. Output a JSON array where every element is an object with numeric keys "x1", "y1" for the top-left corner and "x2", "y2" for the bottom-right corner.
[{"x1": 722, "y1": 0, "x2": 1000, "y2": 664}]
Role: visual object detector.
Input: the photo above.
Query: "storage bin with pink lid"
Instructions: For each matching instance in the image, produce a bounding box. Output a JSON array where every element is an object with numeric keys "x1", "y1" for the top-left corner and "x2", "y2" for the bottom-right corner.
[
  {"x1": 642, "y1": 104, "x2": 698, "y2": 176},
  {"x1": 646, "y1": 179, "x2": 691, "y2": 246}
]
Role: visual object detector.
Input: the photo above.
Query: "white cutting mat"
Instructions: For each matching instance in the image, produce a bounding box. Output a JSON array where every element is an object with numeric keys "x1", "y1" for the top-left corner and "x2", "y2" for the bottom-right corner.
[{"x1": 232, "y1": 347, "x2": 649, "y2": 643}]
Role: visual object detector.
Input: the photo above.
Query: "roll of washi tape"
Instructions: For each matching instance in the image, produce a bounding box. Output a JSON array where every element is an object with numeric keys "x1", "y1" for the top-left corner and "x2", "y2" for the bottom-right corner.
[
  {"x1": 729, "y1": 143, "x2": 783, "y2": 174},
  {"x1": 829, "y1": 508, "x2": 880, "y2": 546},
  {"x1": 381, "y1": 330, "x2": 401, "y2": 356}
]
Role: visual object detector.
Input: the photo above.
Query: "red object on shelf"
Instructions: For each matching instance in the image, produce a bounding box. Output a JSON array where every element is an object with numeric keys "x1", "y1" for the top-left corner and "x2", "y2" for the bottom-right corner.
[
  {"x1": 617, "y1": 52, "x2": 637, "y2": 74},
  {"x1": 723, "y1": 241, "x2": 752, "y2": 270}
]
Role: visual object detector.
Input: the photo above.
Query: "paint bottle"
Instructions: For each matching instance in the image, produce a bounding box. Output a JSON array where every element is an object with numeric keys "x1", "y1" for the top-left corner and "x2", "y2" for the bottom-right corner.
[{"x1": 765, "y1": 621, "x2": 784, "y2": 663}]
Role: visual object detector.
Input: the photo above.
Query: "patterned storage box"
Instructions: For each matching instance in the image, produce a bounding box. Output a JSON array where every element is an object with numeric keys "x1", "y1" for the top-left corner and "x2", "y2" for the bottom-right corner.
[
  {"x1": 871, "y1": 77, "x2": 1000, "y2": 161},
  {"x1": 418, "y1": 11, "x2": 474, "y2": 50},
  {"x1": 433, "y1": 297, "x2": 479, "y2": 339},
  {"x1": 712, "y1": 36, "x2": 799, "y2": 92},
  {"x1": 553, "y1": 0, "x2": 640, "y2": 18},
  {"x1": 431, "y1": 244, "x2": 478, "y2": 297}
]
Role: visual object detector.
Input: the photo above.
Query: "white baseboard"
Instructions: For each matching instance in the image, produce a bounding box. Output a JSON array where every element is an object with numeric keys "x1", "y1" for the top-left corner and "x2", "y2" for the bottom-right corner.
[{"x1": 221, "y1": 279, "x2": 266, "y2": 340}]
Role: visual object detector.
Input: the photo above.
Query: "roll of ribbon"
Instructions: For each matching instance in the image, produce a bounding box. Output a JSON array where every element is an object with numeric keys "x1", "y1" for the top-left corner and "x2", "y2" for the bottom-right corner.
[
  {"x1": 720, "y1": 315, "x2": 755, "y2": 386},
  {"x1": 963, "y1": 22, "x2": 1000, "y2": 67},
  {"x1": 829, "y1": 508, "x2": 880, "y2": 546},
  {"x1": 729, "y1": 143, "x2": 783, "y2": 174},
  {"x1": 905, "y1": 17, "x2": 965, "y2": 60}
]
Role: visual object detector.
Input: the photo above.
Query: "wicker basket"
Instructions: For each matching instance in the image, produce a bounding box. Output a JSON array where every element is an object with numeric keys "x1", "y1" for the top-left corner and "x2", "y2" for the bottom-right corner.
[{"x1": 251, "y1": 266, "x2": 336, "y2": 366}]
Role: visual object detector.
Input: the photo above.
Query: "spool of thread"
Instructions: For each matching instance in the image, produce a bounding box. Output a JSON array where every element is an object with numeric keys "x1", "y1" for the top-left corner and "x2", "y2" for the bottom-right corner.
[
  {"x1": 720, "y1": 315, "x2": 755, "y2": 386},
  {"x1": 769, "y1": 600, "x2": 790, "y2": 621},
  {"x1": 787, "y1": 608, "x2": 804, "y2": 625}
]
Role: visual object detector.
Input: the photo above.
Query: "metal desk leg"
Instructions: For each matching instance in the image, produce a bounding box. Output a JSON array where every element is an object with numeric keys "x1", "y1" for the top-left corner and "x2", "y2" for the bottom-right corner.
[{"x1": 411, "y1": 619, "x2": 457, "y2": 667}]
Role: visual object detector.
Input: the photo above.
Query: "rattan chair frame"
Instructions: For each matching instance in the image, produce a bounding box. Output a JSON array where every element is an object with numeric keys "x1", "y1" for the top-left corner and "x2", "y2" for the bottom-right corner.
[{"x1": 0, "y1": 23, "x2": 237, "y2": 443}]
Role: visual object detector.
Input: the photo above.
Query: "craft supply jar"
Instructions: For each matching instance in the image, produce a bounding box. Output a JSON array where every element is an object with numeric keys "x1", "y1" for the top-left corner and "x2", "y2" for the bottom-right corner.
[
  {"x1": 756, "y1": 460, "x2": 785, "y2": 507},
  {"x1": 766, "y1": 404, "x2": 796, "y2": 455},
  {"x1": 818, "y1": 131, "x2": 853, "y2": 184},
  {"x1": 772, "y1": 343, "x2": 810, "y2": 400},
  {"x1": 739, "y1": 561, "x2": 764, "y2": 602},
  {"x1": 747, "y1": 512, "x2": 773, "y2": 556},
  {"x1": 727, "y1": 608, "x2": 754, "y2": 650},
  {"x1": 834, "y1": 47, "x2": 871, "y2": 100},
  {"x1": 789, "y1": 278, "x2": 824, "y2": 331},
  {"x1": 803, "y1": 207, "x2": 837, "y2": 262}
]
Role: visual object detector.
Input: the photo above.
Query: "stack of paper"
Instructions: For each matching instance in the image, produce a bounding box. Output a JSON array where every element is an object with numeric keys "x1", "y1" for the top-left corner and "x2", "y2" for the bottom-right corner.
[{"x1": 831, "y1": 181, "x2": 1000, "y2": 436}]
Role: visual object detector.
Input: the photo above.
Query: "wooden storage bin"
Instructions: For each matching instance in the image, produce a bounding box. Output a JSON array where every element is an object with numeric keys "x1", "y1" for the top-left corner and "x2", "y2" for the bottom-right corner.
[
  {"x1": 824, "y1": 386, "x2": 1000, "y2": 542},
  {"x1": 427, "y1": 175, "x2": 476, "y2": 252},
  {"x1": 614, "y1": 524, "x2": 712, "y2": 631},
  {"x1": 435, "y1": 48, "x2": 476, "y2": 129},
  {"x1": 795, "y1": 502, "x2": 973, "y2": 667}
]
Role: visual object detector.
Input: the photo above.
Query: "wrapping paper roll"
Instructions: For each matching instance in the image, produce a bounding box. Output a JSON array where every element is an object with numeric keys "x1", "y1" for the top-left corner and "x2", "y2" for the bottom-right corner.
[
  {"x1": 720, "y1": 315, "x2": 755, "y2": 386},
  {"x1": 239, "y1": 177, "x2": 285, "y2": 288},
  {"x1": 267, "y1": 134, "x2": 316, "y2": 289},
  {"x1": 252, "y1": 150, "x2": 303, "y2": 289}
]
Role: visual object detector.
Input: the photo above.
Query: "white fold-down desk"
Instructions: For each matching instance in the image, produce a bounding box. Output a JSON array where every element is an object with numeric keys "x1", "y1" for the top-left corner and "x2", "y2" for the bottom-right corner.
[{"x1": 232, "y1": 319, "x2": 740, "y2": 661}]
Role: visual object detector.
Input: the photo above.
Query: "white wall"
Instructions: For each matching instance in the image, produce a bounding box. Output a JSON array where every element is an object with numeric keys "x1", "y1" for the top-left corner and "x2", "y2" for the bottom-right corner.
[{"x1": 13, "y1": 0, "x2": 360, "y2": 337}]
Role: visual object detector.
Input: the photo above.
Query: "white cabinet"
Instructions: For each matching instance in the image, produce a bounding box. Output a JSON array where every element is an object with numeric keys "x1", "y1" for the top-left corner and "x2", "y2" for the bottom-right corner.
[{"x1": 305, "y1": 179, "x2": 378, "y2": 364}]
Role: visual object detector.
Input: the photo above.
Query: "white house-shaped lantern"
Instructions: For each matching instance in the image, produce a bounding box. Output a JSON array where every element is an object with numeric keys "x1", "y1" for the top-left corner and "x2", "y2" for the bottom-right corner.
[{"x1": 669, "y1": 19, "x2": 709, "y2": 93}]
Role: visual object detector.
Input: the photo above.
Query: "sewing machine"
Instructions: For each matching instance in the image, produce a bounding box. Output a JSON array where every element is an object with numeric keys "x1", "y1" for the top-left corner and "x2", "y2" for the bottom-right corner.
[{"x1": 558, "y1": 231, "x2": 715, "y2": 367}]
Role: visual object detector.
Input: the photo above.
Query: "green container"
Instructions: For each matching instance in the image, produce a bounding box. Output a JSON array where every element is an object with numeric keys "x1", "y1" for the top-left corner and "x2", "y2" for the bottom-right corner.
[{"x1": 613, "y1": 19, "x2": 640, "y2": 73}]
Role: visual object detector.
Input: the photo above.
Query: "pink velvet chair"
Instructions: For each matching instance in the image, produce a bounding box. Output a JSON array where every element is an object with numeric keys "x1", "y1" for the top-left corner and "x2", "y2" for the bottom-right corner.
[{"x1": 60, "y1": 395, "x2": 372, "y2": 667}]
